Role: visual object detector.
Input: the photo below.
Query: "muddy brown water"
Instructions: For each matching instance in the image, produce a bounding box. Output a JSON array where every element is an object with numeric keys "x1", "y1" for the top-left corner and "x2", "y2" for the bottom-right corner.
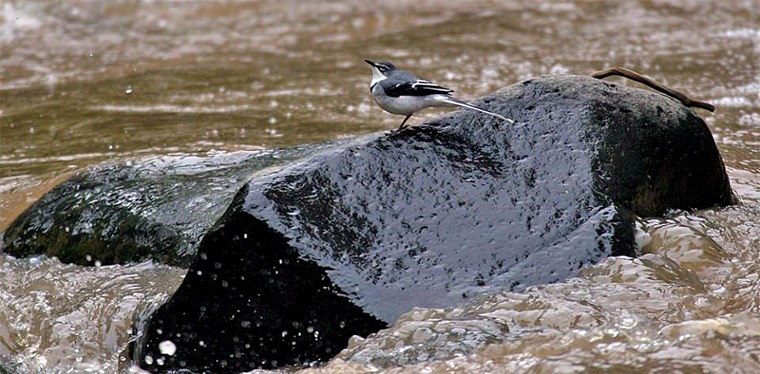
[{"x1": 0, "y1": 1, "x2": 758, "y2": 373}]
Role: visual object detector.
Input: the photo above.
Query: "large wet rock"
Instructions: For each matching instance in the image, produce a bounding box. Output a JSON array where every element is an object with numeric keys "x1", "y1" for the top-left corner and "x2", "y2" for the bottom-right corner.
[
  {"x1": 1, "y1": 147, "x2": 333, "y2": 267},
  {"x1": 133, "y1": 75, "x2": 733, "y2": 372}
]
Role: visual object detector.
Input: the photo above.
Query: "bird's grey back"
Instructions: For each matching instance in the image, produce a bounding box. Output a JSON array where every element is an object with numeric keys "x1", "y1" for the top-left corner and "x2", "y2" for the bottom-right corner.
[{"x1": 386, "y1": 69, "x2": 420, "y2": 85}]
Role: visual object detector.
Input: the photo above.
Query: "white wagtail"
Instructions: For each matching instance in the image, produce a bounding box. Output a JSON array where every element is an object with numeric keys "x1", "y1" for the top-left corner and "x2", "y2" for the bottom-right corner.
[{"x1": 364, "y1": 60, "x2": 514, "y2": 129}]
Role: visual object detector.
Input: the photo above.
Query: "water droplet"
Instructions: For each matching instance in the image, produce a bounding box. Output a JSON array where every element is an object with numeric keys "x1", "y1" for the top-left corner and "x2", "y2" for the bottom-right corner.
[
  {"x1": 287, "y1": 208, "x2": 301, "y2": 216},
  {"x1": 158, "y1": 340, "x2": 177, "y2": 356}
]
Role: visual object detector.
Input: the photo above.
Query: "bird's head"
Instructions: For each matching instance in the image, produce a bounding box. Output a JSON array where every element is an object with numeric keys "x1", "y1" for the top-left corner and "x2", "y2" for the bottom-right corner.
[{"x1": 364, "y1": 60, "x2": 397, "y2": 86}]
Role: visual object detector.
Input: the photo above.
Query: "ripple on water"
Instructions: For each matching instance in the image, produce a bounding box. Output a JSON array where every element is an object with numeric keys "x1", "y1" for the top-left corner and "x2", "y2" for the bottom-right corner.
[{"x1": 0, "y1": 255, "x2": 185, "y2": 372}]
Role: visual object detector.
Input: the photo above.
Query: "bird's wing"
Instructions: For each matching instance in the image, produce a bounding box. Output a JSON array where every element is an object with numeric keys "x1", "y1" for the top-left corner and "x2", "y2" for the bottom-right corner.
[{"x1": 385, "y1": 79, "x2": 453, "y2": 97}]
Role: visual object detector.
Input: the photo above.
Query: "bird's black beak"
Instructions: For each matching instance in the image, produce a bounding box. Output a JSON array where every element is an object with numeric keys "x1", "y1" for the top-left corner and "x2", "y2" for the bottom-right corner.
[{"x1": 364, "y1": 59, "x2": 377, "y2": 67}]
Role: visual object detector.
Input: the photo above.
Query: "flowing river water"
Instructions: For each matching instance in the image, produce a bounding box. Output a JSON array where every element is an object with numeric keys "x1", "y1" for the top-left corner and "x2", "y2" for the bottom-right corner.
[{"x1": 1, "y1": 1, "x2": 758, "y2": 372}]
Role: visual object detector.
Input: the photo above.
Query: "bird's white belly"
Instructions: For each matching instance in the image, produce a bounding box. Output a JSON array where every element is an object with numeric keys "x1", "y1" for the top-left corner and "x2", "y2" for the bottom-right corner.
[{"x1": 371, "y1": 86, "x2": 451, "y2": 116}]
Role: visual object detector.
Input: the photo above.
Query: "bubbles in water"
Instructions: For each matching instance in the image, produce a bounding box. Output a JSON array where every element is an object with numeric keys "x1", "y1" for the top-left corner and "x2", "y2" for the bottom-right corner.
[{"x1": 548, "y1": 64, "x2": 570, "y2": 75}]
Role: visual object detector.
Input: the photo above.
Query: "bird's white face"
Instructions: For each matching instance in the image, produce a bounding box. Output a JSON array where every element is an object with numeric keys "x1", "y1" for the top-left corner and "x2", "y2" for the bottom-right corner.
[{"x1": 370, "y1": 65, "x2": 387, "y2": 87}]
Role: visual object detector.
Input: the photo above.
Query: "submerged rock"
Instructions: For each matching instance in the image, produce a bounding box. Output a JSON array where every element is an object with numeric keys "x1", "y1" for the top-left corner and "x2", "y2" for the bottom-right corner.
[
  {"x1": 1, "y1": 147, "x2": 334, "y2": 267},
  {"x1": 132, "y1": 75, "x2": 733, "y2": 372}
]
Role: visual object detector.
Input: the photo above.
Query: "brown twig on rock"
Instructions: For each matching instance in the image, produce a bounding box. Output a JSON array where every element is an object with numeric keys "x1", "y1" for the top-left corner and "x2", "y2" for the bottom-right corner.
[{"x1": 591, "y1": 67, "x2": 715, "y2": 112}]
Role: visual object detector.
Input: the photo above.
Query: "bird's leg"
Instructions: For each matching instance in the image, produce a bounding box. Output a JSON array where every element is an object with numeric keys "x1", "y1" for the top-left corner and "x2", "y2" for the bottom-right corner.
[{"x1": 398, "y1": 115, "x2": 412, "y2": 129}]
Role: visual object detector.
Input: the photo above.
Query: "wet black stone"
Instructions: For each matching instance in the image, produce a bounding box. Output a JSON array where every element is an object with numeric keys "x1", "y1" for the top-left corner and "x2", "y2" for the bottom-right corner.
[
  {"x1": 1, "y1": 146, "x2": 333, "y2": 267},
  {"x1": 0, "y1": 74, "x2": 734, "y2": 372},
  {"x1": 132, "y1": 76, "x2": 733, "y2": 372},
  {"x1": 133, "y1": 186, "x2": 387, "y2": 371}
]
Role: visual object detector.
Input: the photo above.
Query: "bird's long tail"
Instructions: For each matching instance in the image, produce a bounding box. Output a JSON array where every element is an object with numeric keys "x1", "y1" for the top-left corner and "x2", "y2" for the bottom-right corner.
[{"x1": 441, "y1": 97, "x2": 515, "y2": 124}]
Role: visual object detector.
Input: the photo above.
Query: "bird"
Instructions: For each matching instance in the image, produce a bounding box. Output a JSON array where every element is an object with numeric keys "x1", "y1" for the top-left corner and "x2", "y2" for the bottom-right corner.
[{"x1": 364, "y1": 59, "x2": 514, "y2": 129}]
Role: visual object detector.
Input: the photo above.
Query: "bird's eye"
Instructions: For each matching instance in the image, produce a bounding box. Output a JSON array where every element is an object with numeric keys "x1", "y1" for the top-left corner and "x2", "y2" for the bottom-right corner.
[{"x1": 378, "y1": 66, "x2": 387, "y2": 72}]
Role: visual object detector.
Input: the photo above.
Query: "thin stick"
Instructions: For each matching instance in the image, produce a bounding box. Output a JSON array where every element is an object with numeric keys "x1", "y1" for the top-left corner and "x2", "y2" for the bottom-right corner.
[{"x1": 591, "y1": 67, "x2": 715, "y2": 112}]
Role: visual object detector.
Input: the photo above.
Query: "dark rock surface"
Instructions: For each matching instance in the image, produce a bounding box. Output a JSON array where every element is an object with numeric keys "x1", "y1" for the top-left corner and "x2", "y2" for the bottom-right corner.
[
  {"x1": 134, "y1": 75, "x2": 733, "y2": 372},
  {"x1": 1, "y1": 146, "x2": 336, "y2": 267}
]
